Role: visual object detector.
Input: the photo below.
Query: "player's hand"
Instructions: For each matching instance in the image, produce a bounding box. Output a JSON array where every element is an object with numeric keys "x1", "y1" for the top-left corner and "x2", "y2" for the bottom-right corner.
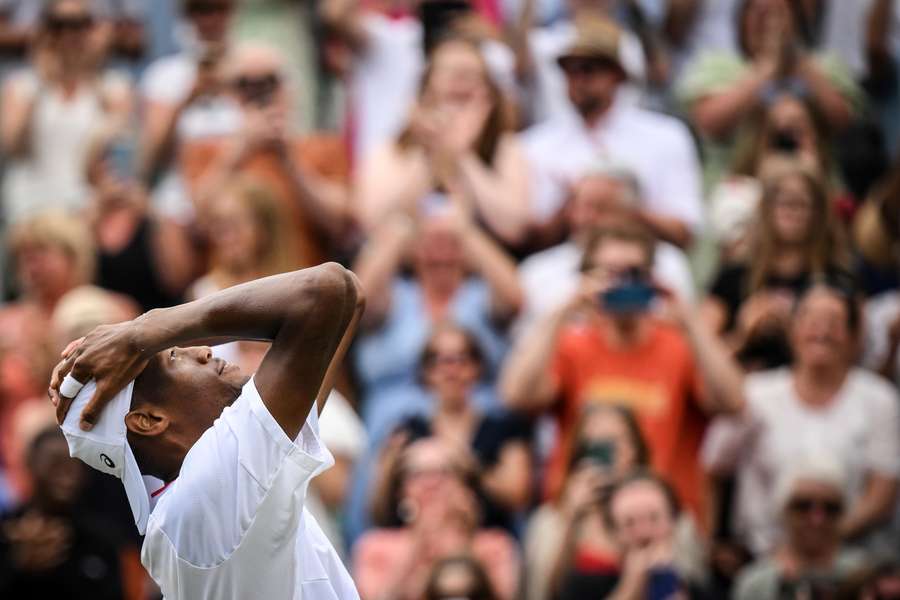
[{"x1": 49, "y1": 321, "x2": 149, "y2": 430}]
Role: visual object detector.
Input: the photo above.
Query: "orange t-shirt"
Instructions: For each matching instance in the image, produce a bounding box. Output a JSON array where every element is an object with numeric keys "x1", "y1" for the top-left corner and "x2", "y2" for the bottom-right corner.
[
  {"x1": 181, "y1": 134, "x2": 350, "y2": 269},
  {"x1": 547, "y1": 319, "x2": 709, "y2": 520}
]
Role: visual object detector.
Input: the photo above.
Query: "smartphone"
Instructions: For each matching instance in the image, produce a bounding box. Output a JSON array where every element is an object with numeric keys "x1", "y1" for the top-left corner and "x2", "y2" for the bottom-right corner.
[
  {"x1": 575, "y1": 440, "x2": 616, "y2": 469},
  {"x1": 420, "y1": 0, "x2": 472, "y2": 55},
  {"x1": 769, "y1": 128, "x2": 799, "y2": 153},
  {"x1": 601, "y1": 280, "x2": 656, "y2": 314},
  {"x1": 646, "y1": 567, "x2": 681, "y2": 600}
]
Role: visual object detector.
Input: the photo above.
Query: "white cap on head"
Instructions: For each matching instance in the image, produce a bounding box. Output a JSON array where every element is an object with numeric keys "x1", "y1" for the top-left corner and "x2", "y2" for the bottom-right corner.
[{"x1": 59, "y1": 379, "x2": 160, "y2": 534}]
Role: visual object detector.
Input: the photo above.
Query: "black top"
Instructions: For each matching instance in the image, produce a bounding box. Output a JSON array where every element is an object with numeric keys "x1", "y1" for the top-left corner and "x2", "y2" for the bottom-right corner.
[
  {"x1": 97, "y1": 217, "x2": 182, "y2": 312},
  {"x1": 396, "y1": 411, "x2": 532, "y2": 531},
  {"x1": 708, "y1": 262, "x2": 813, "y2": 332},
  {"x1": 0, "y1": 507, "x2": 126, "y2": 600}
]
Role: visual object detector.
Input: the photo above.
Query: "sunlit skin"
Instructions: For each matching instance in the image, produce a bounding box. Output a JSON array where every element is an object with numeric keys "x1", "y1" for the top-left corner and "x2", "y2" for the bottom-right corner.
[
  {"x1": 207, "y1": 193, "x2": 266, "y2": 277},
  {"x1": 578, "y1": 409, "x2": 639, "y2": 478},
  {"x1": 15, "y1": 243, "x2": 78, "y2": 309},
  {"x1": 564, "y1": 62, "x2": 625, "y2": 125},
  {"x1": 42, "y1": 0, "x2": 97, "y2": 65},
  {"x1": 423, "y1": 328, "x2": 480, "y2": 410},
  {"x1": 186, "y1": 0, "x2": 235, "y2": 45}
]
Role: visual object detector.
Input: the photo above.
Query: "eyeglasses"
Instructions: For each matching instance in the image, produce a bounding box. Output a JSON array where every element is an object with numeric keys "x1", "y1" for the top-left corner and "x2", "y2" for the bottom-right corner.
[
  {"x1": 45, "y1": 14, "x2": 93, "y2": 33},
  {"x1": 559, "y1": 57, "x2": 619, "y2": 76},
  {"x1": 425, "y1": 352, "x2": 473, "y2": 368},
  {"x1": 787, "y1": 497, "x2": 843, "y2": 518}
]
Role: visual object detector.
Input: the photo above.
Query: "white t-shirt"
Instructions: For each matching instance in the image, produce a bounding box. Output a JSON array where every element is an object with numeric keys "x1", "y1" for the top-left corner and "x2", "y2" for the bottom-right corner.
[
  {"x1": 350, "y1": 12, "x2": 516, "y2": 163},
  {"x1": 141, "y1": 378, "x2": 360, "y2": 600},
  {"x1": 862, "y1": 291, "x2": 900, "y2": 387},
  {"x1": 521, "y1": 100, "x2": 704, "y2": 227},
  {"x1": 514, "y1": 240, "x2": 695, "y2": 338},
  {"x1": 702, "y1": 368, "x2": 900, "y2": 554}
]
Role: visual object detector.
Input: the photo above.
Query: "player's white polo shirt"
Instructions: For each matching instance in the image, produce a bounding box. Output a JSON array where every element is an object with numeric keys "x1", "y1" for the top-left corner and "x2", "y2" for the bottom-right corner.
[{"x1": 141, "y1": 378, "x2": 360, "y2": 599}]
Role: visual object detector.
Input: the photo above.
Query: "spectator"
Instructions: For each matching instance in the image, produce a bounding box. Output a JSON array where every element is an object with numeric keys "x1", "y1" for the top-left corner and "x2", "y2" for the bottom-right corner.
[
  {"x1": 353, "y1": 207, "x2": 522, "y2": 440},
  {"x1": 0, "y1": 427, "x2": 139, "y2": 599},
  {"x1": 188, "y1": 176, "x2": 294, "y2": 373},
  {"x1": 353, "y1": 437, "x2": 519, "y2": 600},
  {"x1": 424, "y1": 555, "x2": 499, "y2": 600},
  {"x1": 702, "y1": 161, "x2": 850, "y2": 369},
  {"x1": 320, "y1": 0, "x2": 516, "y2": 162},
  {"x1": 677, "y1": 0, "x2": 861, "y2": 180},
  {"x1": 703, "y1": 282, "x2": 900, "y2": 557},
  {"x1": 502, "y1": 224, "x2": 745, "y2": 523},
  {"x1": 522, "y1": 14, "x2": 702, "y2": 249},
  {"x1": 732, "y1": 454, "x2": 867, "y2": 600},
  {"x1": 555, "y1": 471, "x2": 707, "y2": 599},
  {"x1": 851, "y1": 560, "x2": 900, "y2": 600},
  {"x1": 138, "y1": 0, "x2": 237, "y2": 199},
  {"x1": 516, "y1": 163, "x2": 695, "y2": 338},
  {"x1": 382, "y1": 323, "x2": 533, "y2": 530},
  {"x1": 523, "y1": 404, "x2": 706, "y2": 600},
  {"x1": 87, "y1": 150, "x2": 196, "y2": 312},
  {"x1": 0, "y1": 212, "x2": 94, "y2": 423},
  {"x1": 509, "y1": 0, "x2": 649, "y2": 124},
  {"x1": 355, "y1": 36, "x2": 529, "y2": 247},
  {"x1": 183, "y1": 41, "x2": 353, "y2": 264},
  {"x1": 0, "y1": 0, "x2": 133, "y2": 224}
]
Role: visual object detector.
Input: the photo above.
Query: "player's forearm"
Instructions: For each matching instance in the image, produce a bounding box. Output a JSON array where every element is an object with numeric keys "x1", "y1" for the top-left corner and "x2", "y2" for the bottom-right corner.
[{"x1": 130, "y1": 264, "x2": 350, "y2": 355}]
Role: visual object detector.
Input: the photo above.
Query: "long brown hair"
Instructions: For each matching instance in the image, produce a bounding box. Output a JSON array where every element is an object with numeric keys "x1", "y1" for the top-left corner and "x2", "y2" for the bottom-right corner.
[
  {"x1": 746, "y1": 162, "x2": 849, "y2": 294},
  {"x1": 397, "y1": 37, "x2": 512, "y2": 166}
]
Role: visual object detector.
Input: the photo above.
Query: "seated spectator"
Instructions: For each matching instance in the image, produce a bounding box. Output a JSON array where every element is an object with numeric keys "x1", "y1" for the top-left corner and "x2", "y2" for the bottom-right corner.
[
  {"x1": 382, "y1": 323, "x2": 532, "y2": 530},
  {"x1": 703, "y1": 282, "x2": 900, "y2": 557},
  {"x1": 555, "y1": 471, "x2": 708, "y2": 599},
  {"x1": 356, "y1": 36, "x2": 529, "y2": 247},
  {"x1": 702, "y1": 161, "x2": 850, "y2": 370},
  {"x1": 184, "y1": 41, "x2": 353, "y2": 264},
  {"x1": 516, "y1": 163, "x2": 694, "y2": 338},
  {"x1": 524, "y1": 404, "x2": 706, "y2": 600},
  {"x1": 677, "y1": 0, "x2": 861, "y2": 185},
  {"x1": 424, "y1": 555, "x2": 500, "y2": 600},
  {"x1": 353, "y1": 207, "x2": 521, "y2": 440},
  {"x1": 353, "y1": 437, "x2": 519, "y2": 600},
  {"x1": 502, "y1": 224, "x2": 745, "y2": 523},
  {"x1": 522, "y1": 15, "x2": 702, "y2": 248},
  {"x1": 850, "y1": 560, "x2": 900, "y2": 600},
  {"x1": 320, "y1": 0, "x2": 516, "y2": 162},
  {"x1": 0, "y1": 426, "x2": 140, "y2": 599},
  {"x1": 188, "y1": 176, "x2": 294, "y2": 373},
  {"x1": 1, "y1": 0, "x2": 133, "y2": 223},
  {"x1": 733, "y1": 454, "x2": 867, "y2": 600}
]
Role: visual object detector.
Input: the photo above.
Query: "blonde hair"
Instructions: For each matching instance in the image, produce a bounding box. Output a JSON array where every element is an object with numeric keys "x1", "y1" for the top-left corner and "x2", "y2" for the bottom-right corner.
[
  {"x1": 214, "y1": 177, "x2": 294, "y2": 278},
  {"x1": 8, "y1": 211, "x2": 95, "y2": 286}
]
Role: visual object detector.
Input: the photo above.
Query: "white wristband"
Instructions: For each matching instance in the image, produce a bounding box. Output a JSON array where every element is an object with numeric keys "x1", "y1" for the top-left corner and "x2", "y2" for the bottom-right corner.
[{"x1": 60, "y1": 373, "x2": 86, "y2": 398}]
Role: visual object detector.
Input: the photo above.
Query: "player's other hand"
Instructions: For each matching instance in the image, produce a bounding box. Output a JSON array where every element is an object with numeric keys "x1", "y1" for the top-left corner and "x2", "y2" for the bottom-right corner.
[{"x1": 49, "y1": 321, "x2": 148, "y2": 430}]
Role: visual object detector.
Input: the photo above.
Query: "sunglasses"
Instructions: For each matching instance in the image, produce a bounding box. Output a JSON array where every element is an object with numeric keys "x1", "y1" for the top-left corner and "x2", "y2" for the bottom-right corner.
[
  {"x1": 787, "y1": 497, "x2": 843, "y2": 518},
  {"x1": 186, "y1": 1, "x2": 233, "y2": 15},
  {"x1": 425, "y1": 352, "x2": 473, "y2": 368},
  {"x1": 559, "y1": 57, "x2": 619, "y2": 76},
  {"x1": 45, "y1": 14, "x2": 93, "y2": 33}
]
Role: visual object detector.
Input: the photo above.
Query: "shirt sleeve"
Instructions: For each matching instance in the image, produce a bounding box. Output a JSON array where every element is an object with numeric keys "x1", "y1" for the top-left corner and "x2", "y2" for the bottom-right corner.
[{"x1": 864, "y1": 379, "x2": 900, "y2": 477}]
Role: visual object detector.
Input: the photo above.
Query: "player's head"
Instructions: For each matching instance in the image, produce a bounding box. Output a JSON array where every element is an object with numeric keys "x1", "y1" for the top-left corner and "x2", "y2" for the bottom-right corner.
[{"x1": 126, "y1": 347, "x2": 248, "y2": 480}]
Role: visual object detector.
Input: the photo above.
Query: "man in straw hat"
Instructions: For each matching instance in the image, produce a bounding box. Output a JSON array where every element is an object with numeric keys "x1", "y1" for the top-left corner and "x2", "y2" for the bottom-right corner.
[
  {"x1": 49, "y1": 263, "x2": 364, "y2": 599},
  {"x1": 522, "y1": 14, "x2": 702, "y2": 251}
]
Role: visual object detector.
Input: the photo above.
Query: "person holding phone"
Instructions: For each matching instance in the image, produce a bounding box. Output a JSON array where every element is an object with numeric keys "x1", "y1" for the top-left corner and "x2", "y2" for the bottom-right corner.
[{"x1": 501, "y1": 224, "x2": 745, "y2": 526}]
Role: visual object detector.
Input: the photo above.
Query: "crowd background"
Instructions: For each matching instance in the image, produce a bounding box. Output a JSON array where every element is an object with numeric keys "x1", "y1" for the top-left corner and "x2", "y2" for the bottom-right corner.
[{"x1": 0, "y1": 0, "x2": 900, "y2": 599}]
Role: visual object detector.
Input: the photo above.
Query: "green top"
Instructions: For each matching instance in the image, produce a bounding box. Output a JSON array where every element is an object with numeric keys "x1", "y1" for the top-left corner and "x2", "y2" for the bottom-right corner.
[{"x1": 732, "y1": 550, "x2": 868, "y2": 600}]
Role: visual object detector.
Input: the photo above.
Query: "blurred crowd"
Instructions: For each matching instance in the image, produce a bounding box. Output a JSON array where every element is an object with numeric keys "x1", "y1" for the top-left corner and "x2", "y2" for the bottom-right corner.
[{"x1": 1, "y1": 0, "x2": 900, "y2": 599}]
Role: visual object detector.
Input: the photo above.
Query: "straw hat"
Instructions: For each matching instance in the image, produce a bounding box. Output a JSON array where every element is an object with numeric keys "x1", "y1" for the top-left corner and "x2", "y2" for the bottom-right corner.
[{"x1": 556, "y1": 15, "x2": 625, "y2": 75}]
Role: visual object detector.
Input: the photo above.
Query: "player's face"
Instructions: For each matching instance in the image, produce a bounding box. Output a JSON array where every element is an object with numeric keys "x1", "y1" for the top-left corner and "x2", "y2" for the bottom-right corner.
[{"x1": 142, "y1": 346, "x2": 249, "y2": 437}]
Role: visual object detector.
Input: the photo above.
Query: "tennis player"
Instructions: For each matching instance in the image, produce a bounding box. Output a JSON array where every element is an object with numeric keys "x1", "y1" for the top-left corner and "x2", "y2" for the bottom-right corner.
[{"x1": 49, "y1": 263, "x2": 363, "y2": 599}]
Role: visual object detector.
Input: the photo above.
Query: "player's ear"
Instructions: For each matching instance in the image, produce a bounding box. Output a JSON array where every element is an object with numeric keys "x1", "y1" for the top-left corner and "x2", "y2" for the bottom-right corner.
[{"x1": 125, "y1": 407, "x2": 170, "y2": 437}]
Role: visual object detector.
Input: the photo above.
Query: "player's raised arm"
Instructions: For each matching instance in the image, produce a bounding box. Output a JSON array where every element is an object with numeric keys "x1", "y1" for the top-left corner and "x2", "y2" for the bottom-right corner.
[{"x1": 51, "y1": 263, "x2": 364, "y2": 438}]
